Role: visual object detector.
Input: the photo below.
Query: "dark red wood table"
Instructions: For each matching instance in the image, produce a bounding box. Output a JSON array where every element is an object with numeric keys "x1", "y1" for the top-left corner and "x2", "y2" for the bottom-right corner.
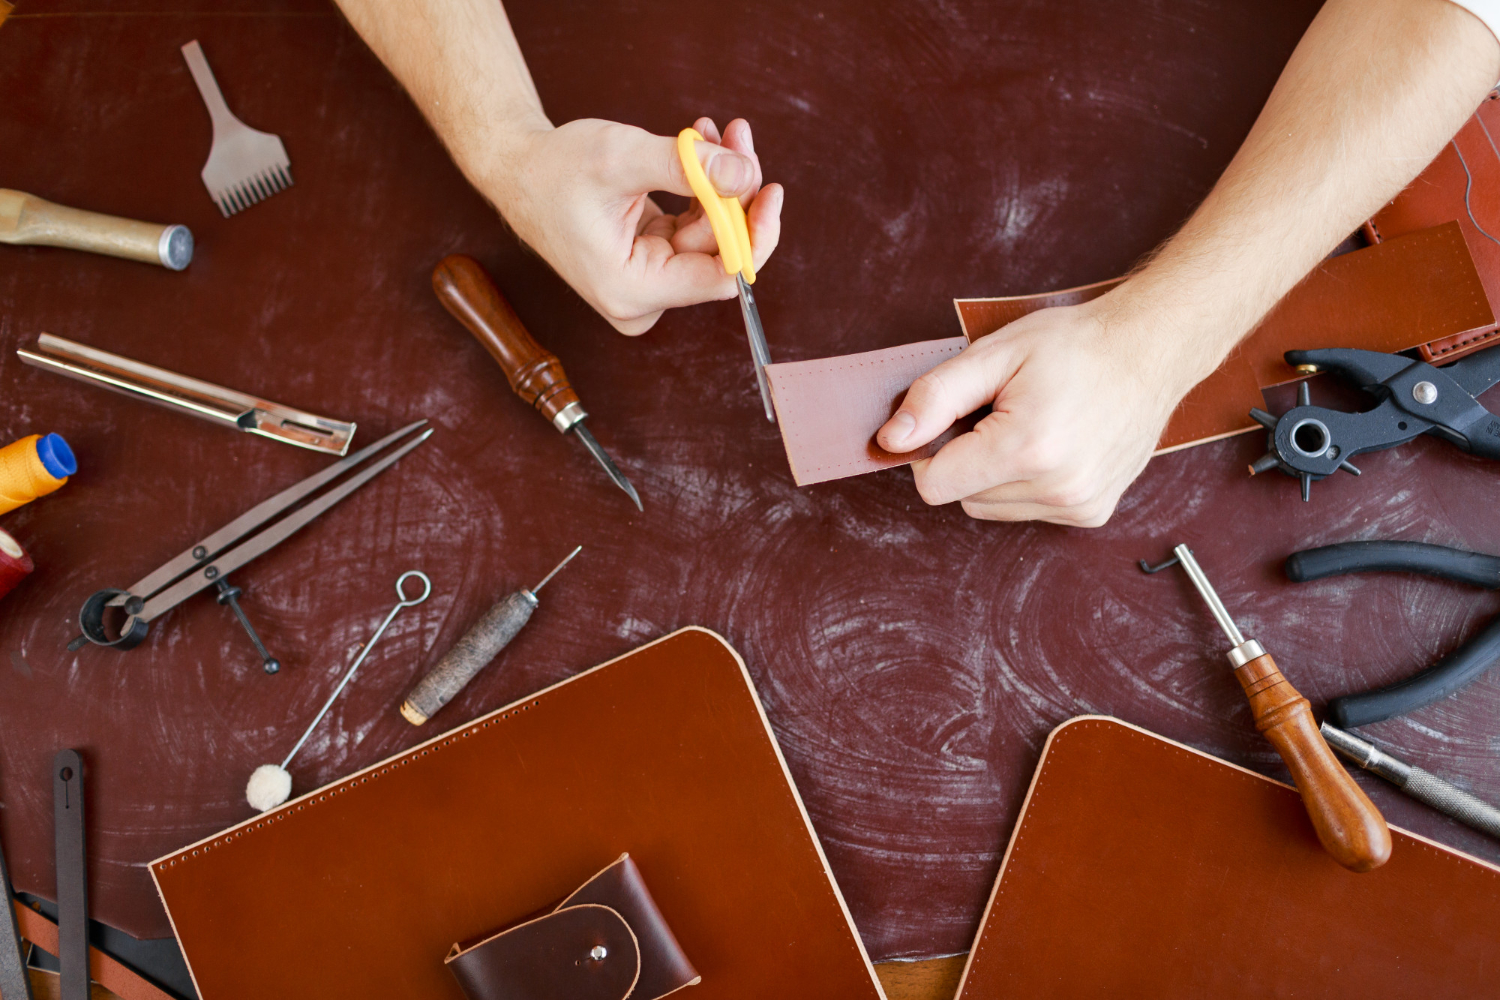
[{"x1": 3, "y1": 0, "x2": 1497, "y2": 962}]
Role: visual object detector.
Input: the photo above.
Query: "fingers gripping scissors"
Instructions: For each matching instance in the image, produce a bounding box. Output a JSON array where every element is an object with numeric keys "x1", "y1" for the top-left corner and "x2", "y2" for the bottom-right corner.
[{"x1": 677, "y1": 127, "x2": 775, "y2": 422}]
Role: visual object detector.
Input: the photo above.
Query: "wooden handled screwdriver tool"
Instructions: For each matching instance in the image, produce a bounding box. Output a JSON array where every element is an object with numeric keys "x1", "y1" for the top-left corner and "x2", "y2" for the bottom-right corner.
[
  {"x1": 400, "y1": 546, "x2": 581, "y2": 725},
  {"x1": 433, "y1": 255, "x2": 642, "y2": 510},
  {"x1": 1149, "y1": 544, "x2": 1392, "y2": 871}
]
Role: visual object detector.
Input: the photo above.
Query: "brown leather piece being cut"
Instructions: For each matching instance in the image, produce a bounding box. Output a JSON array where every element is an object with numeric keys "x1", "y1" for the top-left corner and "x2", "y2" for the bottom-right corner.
[
  {"x1": 954, "y1": 221, "x2": 1495, "y2": 452},
  {"x1": 765, "y1": 338, "x2": 968, "y2": 485},
  {"x1": 148, "y1": 629, "x2": 885, "y2": 1000},
  {"x1": 447, "y1": 854, "x2": 700, "y2": 1000},
  {"x1": 954, "y1": 717, "x2": 1500, "y2": 1000}
]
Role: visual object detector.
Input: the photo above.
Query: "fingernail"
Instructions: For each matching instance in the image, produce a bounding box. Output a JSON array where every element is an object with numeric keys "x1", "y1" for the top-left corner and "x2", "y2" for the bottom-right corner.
[
  {"x1": 885, "y1": 411, "x2": 915, "y2": 445},
  {"x1": 708, "y1": 152, "x2": 751, "y2": 194}
]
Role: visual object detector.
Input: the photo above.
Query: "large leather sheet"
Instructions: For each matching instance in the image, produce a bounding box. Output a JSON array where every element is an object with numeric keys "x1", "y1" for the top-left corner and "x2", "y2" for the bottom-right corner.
[
  {"x1": 5, "y1": 0, "x2": 1500, "y2": 964},
  {"x1": 956, "y1": 717, "x2": 1500, "y2": 998},
  {"x1": 150, "y1": 629, "x2": 883, "y2": 1000}
]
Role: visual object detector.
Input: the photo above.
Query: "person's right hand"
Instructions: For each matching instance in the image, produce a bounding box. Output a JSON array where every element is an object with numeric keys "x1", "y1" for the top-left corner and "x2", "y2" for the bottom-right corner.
[{"x1": 482, "y1": 115, "x2": 784, "y2": 335}]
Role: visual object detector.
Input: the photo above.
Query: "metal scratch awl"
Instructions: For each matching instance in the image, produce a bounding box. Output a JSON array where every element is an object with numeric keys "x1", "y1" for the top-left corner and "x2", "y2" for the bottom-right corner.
[{"x1": 18, "y1": 334, "x2": 356, "y2": 455}]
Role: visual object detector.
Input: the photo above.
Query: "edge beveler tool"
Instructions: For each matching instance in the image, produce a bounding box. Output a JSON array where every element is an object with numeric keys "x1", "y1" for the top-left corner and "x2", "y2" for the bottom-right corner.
[
  {"x1": 432, "y1": 255, "x2": 641, "y2": 510},
  {"x1": 1144, "y1": 544, "x2": 1392, "y2": 871},
  {"x1": 67, "y1": 421, "x2": 431, "y2": 672}
]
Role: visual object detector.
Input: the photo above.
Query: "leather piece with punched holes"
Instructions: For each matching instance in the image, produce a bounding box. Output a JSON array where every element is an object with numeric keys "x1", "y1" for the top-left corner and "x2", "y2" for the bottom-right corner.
[
  {"x1": 954, "y1": 716, "x2": 1500, "y2": 1000},
  {"x1": 765, "y1": 337, "x2": 968, "y2": 486},
  {"x1": 149, "y1": 628, "x2": 885, "y2": 999},
  {"x1": 448, "y1": 854, "x2": 699, "y2": 1000}
]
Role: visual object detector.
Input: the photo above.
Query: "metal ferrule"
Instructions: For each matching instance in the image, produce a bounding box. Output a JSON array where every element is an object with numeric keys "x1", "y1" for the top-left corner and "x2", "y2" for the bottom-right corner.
[
  {"x1": 551, "y1": 399, "x2": 587, "y2": 433},
  {"x1": 158, "y1": 224, "x2": 194, "y2": 270},
  {"x1": 1321, "y1": 724, "x2": 1412, "y2": 785},
  {"x1": 1226, "y1": 638, "x2": 1266, "y2": 669}
]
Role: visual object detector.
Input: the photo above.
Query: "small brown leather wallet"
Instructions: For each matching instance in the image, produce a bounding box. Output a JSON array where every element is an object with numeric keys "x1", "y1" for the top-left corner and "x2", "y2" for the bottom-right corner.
[{"x1": 445, "y1": 854, "x2": 700, "y2": 1000}]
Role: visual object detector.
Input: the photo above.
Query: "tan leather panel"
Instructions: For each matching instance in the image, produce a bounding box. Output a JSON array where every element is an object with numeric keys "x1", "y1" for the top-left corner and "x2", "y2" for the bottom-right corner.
[
  {"x1": 955, "y1": 717, "x2": 1500, "y2": 999},
  {"x1": 765, "y1": 338, "x2": 967, "y2": 485},
  {"x1": 148, "y1": 629, "x2": 884, "y2": 1000}
]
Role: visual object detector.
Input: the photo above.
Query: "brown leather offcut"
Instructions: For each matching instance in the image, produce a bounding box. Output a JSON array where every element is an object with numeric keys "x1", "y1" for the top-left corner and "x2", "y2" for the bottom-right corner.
[
  {"x1": 447, "y1": 854, "x2": 700, "y2": 1000},
  {"x1": 954, "y1": 716, "x2": 1500, "y2": 1000},
  {"x1": 955, "y1": 221, "x2": 1495, "y2": 452},
  {"x1": 765, "y1": 338, "x2": 968, "y2": 485},
  {"x1": 1366, "y1": 93, "x2": 1500, "y2": 361},
  {"x1": 148, "y1": 628, "x2": 885, "y2": 1000}
]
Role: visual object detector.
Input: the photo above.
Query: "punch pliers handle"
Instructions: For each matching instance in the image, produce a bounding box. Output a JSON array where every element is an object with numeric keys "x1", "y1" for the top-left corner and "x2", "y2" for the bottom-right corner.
[
  {"x1": 1249, "y1": 342, "x2": 1500, "y2": 499},
  {"x1": 1286, "y1": 540, "x2": 1500, "y2": 727}
]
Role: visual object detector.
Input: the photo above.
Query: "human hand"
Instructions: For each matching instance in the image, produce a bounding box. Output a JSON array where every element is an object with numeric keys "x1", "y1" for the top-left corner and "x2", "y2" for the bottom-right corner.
[
  {"x1": 875, "y1": 299, "x2": 1198, "y2": 526},
  {"x1": 482, "y1": 116, "x2": 783, "y2": 335}
]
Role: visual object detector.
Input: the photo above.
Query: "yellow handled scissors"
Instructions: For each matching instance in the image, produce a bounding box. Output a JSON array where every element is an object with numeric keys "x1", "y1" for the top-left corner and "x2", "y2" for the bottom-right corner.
[{"x1": 677, "y1": 127, "x2": 774, "y2": 422}]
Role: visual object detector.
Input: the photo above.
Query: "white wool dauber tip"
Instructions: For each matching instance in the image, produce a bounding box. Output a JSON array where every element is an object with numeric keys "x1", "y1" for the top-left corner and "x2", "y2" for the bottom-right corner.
[{"x1": 246, "y1": 763, "x2": 292, "y2": 812}]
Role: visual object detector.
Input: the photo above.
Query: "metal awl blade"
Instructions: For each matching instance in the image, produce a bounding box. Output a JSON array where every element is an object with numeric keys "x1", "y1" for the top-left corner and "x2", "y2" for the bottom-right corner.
[{"x1": 571, "y1": 422, "x2": 642, "y2": 510}]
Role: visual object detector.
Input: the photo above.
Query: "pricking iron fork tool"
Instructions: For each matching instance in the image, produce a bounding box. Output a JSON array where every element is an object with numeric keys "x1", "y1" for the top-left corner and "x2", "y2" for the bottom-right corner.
[
  {"x1": 18, "y1": 334, "x2": 356, "y2": 455},
  {"x1": 182, "y1": 40, "x2": 294, "y2": 216},
  {"x1": 67, "y1": 421, "x2": 432, "y2": 672}
]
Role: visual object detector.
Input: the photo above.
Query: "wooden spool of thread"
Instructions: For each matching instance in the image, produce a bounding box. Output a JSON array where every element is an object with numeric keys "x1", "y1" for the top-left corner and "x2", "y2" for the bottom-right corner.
[
  {"x1": 0, "y1": 528, "x2": 33, "y2": 602},
  {"x1": 0, "y1": 433, "x2": 75, "y2": 515}
]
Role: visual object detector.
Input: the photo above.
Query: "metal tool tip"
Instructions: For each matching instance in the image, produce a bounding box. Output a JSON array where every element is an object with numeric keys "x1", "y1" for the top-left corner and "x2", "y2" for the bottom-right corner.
[{"x1": 532, "y1": 545, "x2": 583, "y2": 594}]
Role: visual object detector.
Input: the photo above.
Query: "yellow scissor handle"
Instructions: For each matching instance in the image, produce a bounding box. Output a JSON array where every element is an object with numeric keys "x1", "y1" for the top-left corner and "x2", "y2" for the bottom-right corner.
[{"x1": 676, "y1": 127, "x2": 756, "y2": 284}]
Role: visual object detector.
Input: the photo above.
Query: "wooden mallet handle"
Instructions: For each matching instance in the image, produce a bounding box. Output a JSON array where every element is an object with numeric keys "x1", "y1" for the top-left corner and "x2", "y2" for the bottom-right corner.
[
  {"x1": 1236, "y1": 652, "x2": 1392, "y2": 871},
  {"x1": 432, "y1": 254, "x2": 582, "y2": 430}
]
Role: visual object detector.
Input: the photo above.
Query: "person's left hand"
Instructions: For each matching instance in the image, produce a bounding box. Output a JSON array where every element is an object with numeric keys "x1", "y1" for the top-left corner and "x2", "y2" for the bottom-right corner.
[{"x1": 875, "y1": 297, "x2": 1197, "y2": 526}]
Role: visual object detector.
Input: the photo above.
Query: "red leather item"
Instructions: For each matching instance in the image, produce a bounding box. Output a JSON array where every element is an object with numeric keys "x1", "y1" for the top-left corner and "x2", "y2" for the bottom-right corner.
[
  {"x1": 0, "y1": 528, "x2": 32, "y2": 602},
  {"x1": 954, "y1": 222, "x2": 1494, "y2": 452},
  {"x1": 1366, "y1": 93, "x2": 1500, "y2": 362},
  {"x1": 148, "y1": 629, "x2": 884, "y2": 1000},
  {"x1": 954, "y1": 717, "x2": 1500, "y2": 1000},
  {"x1": 449, "y1": 905, "x2": 641, "y2": 1000},
  {"x1": 765, "y1": 338, "x2": 968, "y2": 485},
  {"x1": 448, "y1": 854, "x2": 700, "y2": 1000}
]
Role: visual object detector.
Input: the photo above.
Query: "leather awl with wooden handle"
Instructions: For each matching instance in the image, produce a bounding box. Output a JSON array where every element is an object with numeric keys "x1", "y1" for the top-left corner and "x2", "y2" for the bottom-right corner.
[
  {"x1": 0, "y1": 189, "x2": 193, "y2": 270},
  {"x1": 1158, "y1": 544, "x2": 1392, "y2": 871}
]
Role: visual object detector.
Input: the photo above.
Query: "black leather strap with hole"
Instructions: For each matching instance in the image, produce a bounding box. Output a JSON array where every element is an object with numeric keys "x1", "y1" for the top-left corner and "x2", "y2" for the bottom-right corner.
[{"x1": 54, "y1": 750, "x2": 87, "y2": 1000}]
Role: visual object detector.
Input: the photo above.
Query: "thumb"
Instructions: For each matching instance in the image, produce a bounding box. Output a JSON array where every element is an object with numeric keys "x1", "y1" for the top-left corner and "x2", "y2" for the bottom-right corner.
[
  {"x1": 877, "y1": 345, "x2": 1010, "y2": 453},
  {"x1": 615, "y1": 127, "x2": 756, "y2": 200}
]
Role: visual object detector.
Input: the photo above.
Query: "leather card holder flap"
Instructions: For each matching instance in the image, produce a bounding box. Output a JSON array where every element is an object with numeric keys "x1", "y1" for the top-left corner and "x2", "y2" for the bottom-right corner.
[
  {"x1": 446, "y1": 903, "x2": 641, "y2": 1000},
  {"x1": 559, "y1": 854, "x2": 701, "y2": 998}
]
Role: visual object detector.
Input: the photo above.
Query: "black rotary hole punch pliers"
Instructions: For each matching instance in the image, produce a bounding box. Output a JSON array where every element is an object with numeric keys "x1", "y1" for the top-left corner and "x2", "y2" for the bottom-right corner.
[
  {"x1": 1248, "y1": 342, "x2": 1500, "y2": 500},
  {"x1": 68, "y1": 420, "x2": 432, "y2": 673},
  {"x1": 1285, "y1": 539, "x2": 1500, "y2": 727}
]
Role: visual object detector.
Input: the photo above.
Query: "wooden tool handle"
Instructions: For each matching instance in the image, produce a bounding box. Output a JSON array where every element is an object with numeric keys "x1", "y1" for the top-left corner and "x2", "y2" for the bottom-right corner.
[
  {"x1": 1235, "y1": 653, "x2": 1391, "y2": 871},
  {"x1": 0, "y1": 189, "x2": 191, "y2": 269},
  {"x1": 400, "y1": 589, "x2": 538, "y2": 726},
  {"x1": 432, "y1": 254, "x2": 582, "y2": 429}
]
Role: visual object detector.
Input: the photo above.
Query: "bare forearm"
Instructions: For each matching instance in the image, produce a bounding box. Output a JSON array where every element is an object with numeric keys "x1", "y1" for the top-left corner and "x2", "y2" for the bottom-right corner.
[
  {"x1": 1109, "y1": 0, "x2": 1500, "y2": 388},
  {"x1": 332, "y1": 0, "x2": 551, "y2": 197}
]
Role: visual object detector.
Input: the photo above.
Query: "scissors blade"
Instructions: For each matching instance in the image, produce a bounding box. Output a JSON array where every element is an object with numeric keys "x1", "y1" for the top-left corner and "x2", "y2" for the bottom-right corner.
[{"x1": 736, "y1": 274, "x2": 775, "y2": 422}]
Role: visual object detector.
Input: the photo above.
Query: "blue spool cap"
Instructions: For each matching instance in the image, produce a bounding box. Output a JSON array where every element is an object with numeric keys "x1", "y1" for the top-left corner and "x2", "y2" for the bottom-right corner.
[{"x1": 36, "y1": 433, "x2": 77, "y2": 479}]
